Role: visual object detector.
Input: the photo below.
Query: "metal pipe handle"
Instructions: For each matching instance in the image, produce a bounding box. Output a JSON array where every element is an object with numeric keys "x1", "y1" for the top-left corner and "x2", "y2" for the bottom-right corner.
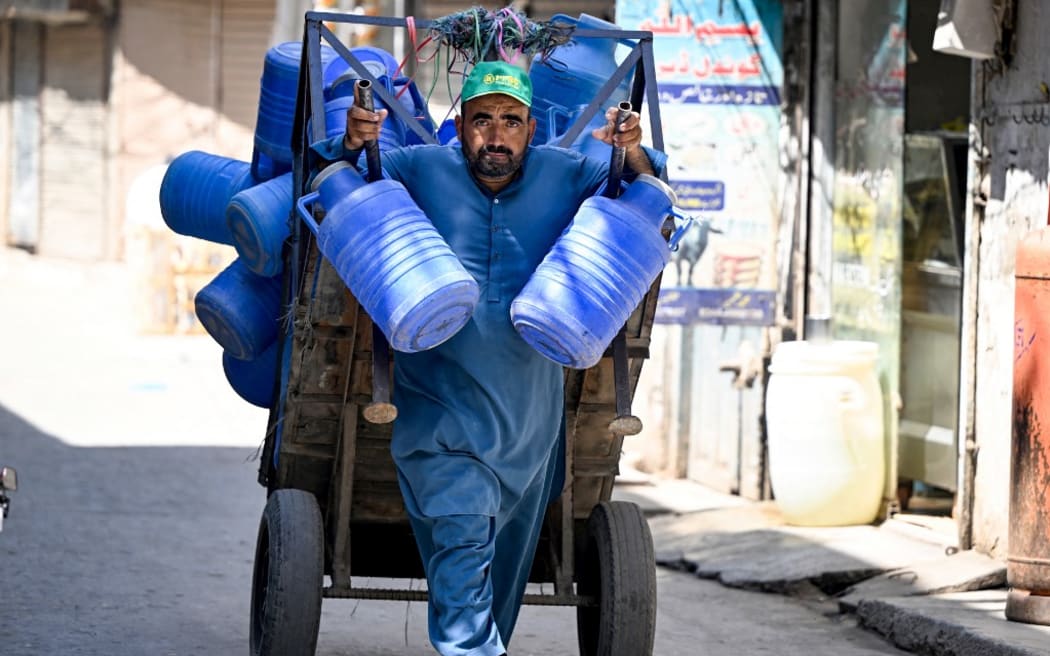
[
  {"x1": 609, "y1": 328, "x2": 643, "y2": 436},
  {"x1": 352, "y1": 79, "x2": 397, "y2": 422},
  {"x1": 604, "y1": 101, "x2": 641, "y2": 435},
  {"x1": 603, "y1": 101, "x2": 633, "y2": 200},
  {"x1": 354, "y1": 79, "x2": 383, "y2": 183},
  {"x1": 362, "y1": 323, "x2": 398, "y2": 425}
]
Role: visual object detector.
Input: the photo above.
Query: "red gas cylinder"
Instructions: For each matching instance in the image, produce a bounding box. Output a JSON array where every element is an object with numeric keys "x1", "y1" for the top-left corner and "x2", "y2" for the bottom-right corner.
[{"x1": 1009, "y1": 226, "x2": 1050, "y2": 624}]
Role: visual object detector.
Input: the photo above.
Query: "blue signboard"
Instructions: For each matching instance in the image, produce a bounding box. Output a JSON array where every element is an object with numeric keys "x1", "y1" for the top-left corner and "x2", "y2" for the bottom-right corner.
[
  {"x1": 655, "y1": 288, "x2": 777, "y2": 326},
  {"x1": 616, "y1": 0, "x2": 782, "y2": 326},
  {"x1": 671, "y1": 180, "x2": 725, "y2": 211}
]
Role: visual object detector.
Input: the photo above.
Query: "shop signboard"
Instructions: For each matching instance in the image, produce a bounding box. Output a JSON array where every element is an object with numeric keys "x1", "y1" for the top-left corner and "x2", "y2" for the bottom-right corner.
[{"x1": 616, "y1": 0, "x2": 783, "y2": 326}]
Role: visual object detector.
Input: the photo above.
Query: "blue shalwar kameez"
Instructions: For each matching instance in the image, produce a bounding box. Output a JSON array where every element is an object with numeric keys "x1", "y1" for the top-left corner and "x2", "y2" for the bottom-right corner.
[{"x1": 311, "y1": 138, "x2": 666, "y2": 655}]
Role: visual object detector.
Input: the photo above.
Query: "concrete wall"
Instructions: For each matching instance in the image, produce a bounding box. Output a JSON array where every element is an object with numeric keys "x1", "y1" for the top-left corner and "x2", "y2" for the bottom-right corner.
[
  {"x1": 38, "y1": 20, "x2": 110, "y2": 260},
  {"x1": 969, "y1": 1, "x2": 1050, "y2": 557},
  {"x1": 113, "y1": 0, "x2": 269, "y2": 255}
]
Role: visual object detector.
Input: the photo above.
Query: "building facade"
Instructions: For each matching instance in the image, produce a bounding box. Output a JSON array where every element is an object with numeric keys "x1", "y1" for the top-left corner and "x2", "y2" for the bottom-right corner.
[
  {"x1": 1, "y1": 0, "x2": 279, "y2": 261},
  {"x1": 3, "y1": 0, "x2": 1032, "y2": 558}
]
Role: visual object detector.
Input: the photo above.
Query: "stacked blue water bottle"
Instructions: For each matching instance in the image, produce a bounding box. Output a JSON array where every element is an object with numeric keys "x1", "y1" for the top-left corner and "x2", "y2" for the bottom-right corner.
[
  {"x1": 158, "y1": 42, "x2": 431, "y2": 408},
  {"x1": 529, "y1": 13, "x2": 634, "y2": 161}
]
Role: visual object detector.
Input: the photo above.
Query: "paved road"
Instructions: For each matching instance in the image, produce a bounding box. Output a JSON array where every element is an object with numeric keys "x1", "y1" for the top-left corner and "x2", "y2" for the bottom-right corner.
[
  {"x1": 0, "y1": 406, "x2": 907, "y2": 655},
  {"x1": 0, "y1": 250, "x2": 909, "y2": 655}
]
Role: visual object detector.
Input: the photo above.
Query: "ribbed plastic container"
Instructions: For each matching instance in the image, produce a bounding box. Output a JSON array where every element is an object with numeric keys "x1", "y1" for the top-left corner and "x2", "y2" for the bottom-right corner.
[
  {"x1": 194, "y1": 259, "x2": 283, "y2": 360},
  {"x1": 226, "y1": 172, "x2": 294, "y2": 277},
  {"x1": 159, "y1": 151, "x2": 254, "y2": 245},
  {"x1": 511, "y1": 175, "x2": 675, "y2": 368},
  {"x1": 223, "y1": 340, "x2": 279, "y2": 408},
  {"x1": 305, "y1": 163, "x2": 479, "y2": 352},
  {"x1": 530, "y1": 13, "x2": 633, "y2": 147},
  {"x1": 324, "y1": 45, "x2": 435, "y2": 145},
  {"x1": 321, "y1": 45, "x2": 401, "y2": 100},
  {"x1": 250, "y1": 149, "x2": 290, "y2": 182},
  {"x1": 436, "y1": 118, "x2": 459, "y2": 146},
  {"x1": 254, "y1": 41, "x2": 339, "y2": 169},
  {"x1": 766, "y1": 340, "x2": 885, "y2": 526},
  {"x1": 394, "y1": 78, "x2": 437, "y2": 145}
]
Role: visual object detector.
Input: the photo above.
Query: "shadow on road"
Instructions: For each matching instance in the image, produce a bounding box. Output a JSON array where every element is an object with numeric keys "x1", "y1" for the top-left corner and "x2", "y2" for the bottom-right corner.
[{"x1": 0, "y1": 402, "x2": 265, "y2": 655}]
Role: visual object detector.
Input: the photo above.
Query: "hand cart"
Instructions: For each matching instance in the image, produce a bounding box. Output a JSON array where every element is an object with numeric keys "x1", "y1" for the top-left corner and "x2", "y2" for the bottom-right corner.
[{"x1": 249, "y1": 10, "x2": 669, "y2": 656}]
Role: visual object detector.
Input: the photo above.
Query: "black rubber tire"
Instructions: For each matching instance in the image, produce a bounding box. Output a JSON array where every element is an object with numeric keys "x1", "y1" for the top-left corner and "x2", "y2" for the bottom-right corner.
[
  {"x1": 576, "y1": 501, "x2": 657, "y2": 656},
  {"x1": 250, "y1": 488, "x2": 325, "y2": 656}
]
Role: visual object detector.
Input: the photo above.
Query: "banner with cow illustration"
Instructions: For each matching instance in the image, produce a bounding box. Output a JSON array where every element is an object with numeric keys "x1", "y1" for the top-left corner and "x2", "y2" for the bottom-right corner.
[{"x1": 616, "y1": 0, "x2": 782, "y2": 326}]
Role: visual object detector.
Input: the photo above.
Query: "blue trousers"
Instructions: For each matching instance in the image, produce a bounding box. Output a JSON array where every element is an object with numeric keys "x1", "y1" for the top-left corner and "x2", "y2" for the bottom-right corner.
[{"x1": 399, "y1": 439, "x2": 561, "y2": 656}]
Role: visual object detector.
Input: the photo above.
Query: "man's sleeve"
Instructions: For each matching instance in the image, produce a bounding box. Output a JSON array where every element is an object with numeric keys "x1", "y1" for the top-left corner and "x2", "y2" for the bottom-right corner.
[
  {"x1": 309, "y1": 134, "x2": 362, "y2": 170},
  {"x1": 581, "y1": 144, "x2": 669, "y2": 196},
  {"x1": 637, "y1": 145, "x2": 668, "y2": 179},
  {"x1": 308, "y1": 134, "x2": 412, "y2": 186}
]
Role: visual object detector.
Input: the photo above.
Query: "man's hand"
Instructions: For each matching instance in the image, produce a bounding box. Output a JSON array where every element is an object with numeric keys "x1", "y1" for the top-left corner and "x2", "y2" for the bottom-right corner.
[
  {"x1": 344, "y1": 105, "x2": 389, "y2": 151},
  {"x1": 591, "y1": 106, "x2": 643, "y2": 151},
  {"x1": 590, "y1": 106, "x2": 655, "y2": 176}
]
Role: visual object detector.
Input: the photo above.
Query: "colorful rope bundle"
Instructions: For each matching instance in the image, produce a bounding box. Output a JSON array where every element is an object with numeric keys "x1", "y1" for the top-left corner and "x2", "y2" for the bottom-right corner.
[
  {"x1": 426, "y1": 6, "x2": 572, "y2": 65},
  {"x1": 397, "y1": 6, "x2": 574, "y2": 112}
]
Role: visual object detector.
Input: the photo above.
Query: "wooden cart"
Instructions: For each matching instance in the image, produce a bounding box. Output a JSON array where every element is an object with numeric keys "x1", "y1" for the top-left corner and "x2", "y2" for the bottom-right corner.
[{"x1": 249, "y1": 11, "x2": 669, "y2": 656}]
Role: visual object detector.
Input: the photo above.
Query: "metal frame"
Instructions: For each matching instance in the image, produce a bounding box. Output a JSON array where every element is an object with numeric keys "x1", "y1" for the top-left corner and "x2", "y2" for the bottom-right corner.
[{"x1": 276, "y1": 9, "x2": 663, "y2": 606}]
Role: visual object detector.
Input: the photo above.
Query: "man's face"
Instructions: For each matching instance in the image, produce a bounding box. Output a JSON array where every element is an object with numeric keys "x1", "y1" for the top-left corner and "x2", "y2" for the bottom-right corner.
[{"x1": 455, "y1": 94, "x2": 537, "y2": 184}]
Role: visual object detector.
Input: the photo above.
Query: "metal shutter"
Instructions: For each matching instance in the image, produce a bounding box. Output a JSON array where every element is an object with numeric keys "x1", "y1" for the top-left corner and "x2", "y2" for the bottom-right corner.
[
  {"x1": 39, "y1": 20, "x2": 108, "y2": 260},
  {"x1": 118, "y1": 0, "x2": 218, "y2": 147},
  {"x1": 220, "y1": 0, "x2": 276, "y2": 130}
]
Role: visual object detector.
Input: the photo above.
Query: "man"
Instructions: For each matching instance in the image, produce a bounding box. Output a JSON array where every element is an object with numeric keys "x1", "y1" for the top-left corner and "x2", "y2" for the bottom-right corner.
[{"x1": 311, "y1": 61, "x2": 666, "y2": 656}]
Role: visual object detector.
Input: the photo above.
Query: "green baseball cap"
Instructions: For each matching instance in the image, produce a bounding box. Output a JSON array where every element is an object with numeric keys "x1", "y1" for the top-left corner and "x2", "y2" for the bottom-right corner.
[{"x1": 461, "y1": 61, "x2": 532, "y2": 107}]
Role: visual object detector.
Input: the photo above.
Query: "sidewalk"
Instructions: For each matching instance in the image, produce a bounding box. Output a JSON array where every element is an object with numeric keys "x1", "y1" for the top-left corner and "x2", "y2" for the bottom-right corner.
[
  {"x1": 613, "y1": 471, "x2": 1050, "y2": 655},
  {"x1": 3, "y1": 247, "x2": 1048, "y2": 655},
  {"x1": 0, "y1": 247, "x2": 267, "y2": 448}
]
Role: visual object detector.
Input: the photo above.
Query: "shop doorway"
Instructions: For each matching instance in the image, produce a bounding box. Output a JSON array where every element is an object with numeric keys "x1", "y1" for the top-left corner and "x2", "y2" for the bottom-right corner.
[{"x1": 896, "y1": 0, "x2": 971, "y2": 511}]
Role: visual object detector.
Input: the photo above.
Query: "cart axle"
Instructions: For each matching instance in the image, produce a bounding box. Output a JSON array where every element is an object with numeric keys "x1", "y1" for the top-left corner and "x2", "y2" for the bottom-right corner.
[{"x1": 323, "y1": 586, "x2": 597, "y2": 607}]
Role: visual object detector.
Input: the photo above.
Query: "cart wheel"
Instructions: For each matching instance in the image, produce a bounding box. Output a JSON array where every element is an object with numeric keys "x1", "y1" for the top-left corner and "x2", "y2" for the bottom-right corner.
[
  {"x1": 250, "y1": 489, "x2": 324, "y2": 656},
  {"x1": 576, "y1": 501, "x2": 656, "y2": 656}
]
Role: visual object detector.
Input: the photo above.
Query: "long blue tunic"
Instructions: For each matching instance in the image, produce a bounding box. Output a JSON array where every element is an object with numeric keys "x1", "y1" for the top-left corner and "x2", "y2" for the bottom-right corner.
[{"x1": 310, "y1": 138, "x2": 666, "y2": 655}]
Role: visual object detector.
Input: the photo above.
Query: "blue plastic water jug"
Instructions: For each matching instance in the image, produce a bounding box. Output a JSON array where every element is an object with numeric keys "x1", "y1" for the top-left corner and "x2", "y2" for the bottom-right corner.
[
  {"x1": 195, "y1": 259, "x2": 283, "y2": 360},
  {"x1": 254, "y1": 41, "x2": 340, "y2": 172},
  {"x1": 511, "y1": 175, "x2": 680, "y2": 369},
  {"x1": 391, "y1": 78, "x2": 437, "y2": 146},
  {"x1": 322, "y1": 45, "x2": 401, "y2": 97},
  {"x1": 223, "y1": 340, "x2": 279, "y2": 408},
  {"x1": 297, "y1": 162, "x2": 480, "y2": 352},
  {"x1": 328, "y1": 75, "x2": 434, "y2": 144},
  {"x1": 159, "y1": 151, "x2": 255, "y2": 245},
  {"x1": 226, "y1": 172, "x2": 295, "y2": 278},
  {"x1": 250, "y1": 149, "x2": 290, "y2": 182},
  {"x1": 529, "y1": 14, "x2": 634, "y2": 148},
  {"x1": 325, "y1": 46, "x2": 436, "y2": 145},
  {"x1": 436, "y1": 118, "x2": 459, "y2": 146}
]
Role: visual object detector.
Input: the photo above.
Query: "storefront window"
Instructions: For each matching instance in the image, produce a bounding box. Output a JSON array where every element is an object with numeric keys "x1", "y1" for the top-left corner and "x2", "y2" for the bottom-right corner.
[{"x1": 830, "y1": 0, "x2": 906, "y2": 375}]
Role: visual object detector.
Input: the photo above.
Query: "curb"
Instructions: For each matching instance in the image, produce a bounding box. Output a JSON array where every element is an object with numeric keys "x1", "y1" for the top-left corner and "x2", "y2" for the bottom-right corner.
[{"x1": 856, "y1": 597, "x2": 1042, "y2": 656}]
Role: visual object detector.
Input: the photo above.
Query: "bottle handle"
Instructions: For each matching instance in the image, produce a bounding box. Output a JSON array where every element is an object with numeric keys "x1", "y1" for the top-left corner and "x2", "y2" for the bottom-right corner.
[
  {"x1": 296, "y1": 191, "x2": 321, "y2": 236},
  {"x1": 833, "y1": 375, "x2": 874, "y2": 466},
  {"x1": 546, "y1": 104, "x2": 575, "y2": 145},
  {"x1": 836, "y1": 375, "x2": 868, "y2": 412},
  {"x1": 668, "y1": 208, "x2": 696, "y2": 251}
]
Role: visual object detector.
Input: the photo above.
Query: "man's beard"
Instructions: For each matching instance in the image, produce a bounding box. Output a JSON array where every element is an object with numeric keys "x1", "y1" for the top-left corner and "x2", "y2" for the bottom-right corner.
[{"x1": 464, "y1": 144, "x2": 523, "y2": 179}]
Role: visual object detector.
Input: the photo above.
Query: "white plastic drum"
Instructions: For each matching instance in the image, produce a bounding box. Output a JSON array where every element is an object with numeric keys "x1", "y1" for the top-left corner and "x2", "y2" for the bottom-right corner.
[{"x1": 765, "y1": 340, "x2": 885, "y2": 526}]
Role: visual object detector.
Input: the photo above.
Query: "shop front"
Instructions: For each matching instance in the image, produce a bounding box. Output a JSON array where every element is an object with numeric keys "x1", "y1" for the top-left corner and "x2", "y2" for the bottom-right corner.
[{"x1": 807, "y1": 0, "x2": 971, "y2": 514}]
